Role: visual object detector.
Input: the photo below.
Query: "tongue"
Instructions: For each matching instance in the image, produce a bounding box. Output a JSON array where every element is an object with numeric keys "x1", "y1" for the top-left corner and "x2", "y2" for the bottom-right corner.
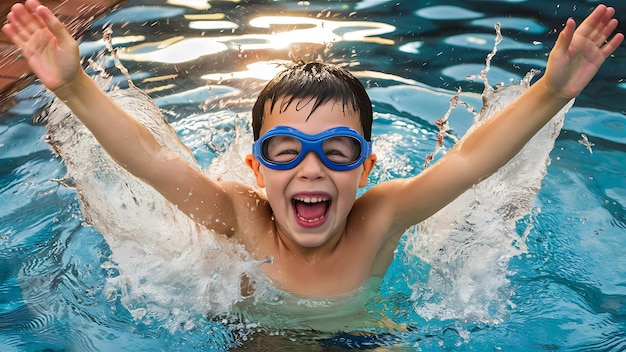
[{"x1": 295, "y1": 201, "x2": 327, "y2": 220}]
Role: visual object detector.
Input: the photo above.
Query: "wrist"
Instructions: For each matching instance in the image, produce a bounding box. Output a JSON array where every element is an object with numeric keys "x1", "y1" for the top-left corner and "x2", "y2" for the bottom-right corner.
[
  {"x1": 534, "y1": 77, "x2": 574, "y2": 104},
  {"x1": 51, "y1": 70, "x2": 92, "y2": 102}
]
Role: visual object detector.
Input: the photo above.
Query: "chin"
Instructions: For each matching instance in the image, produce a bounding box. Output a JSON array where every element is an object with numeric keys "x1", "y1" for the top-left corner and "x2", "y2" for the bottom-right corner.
[{"x1": 294, "y1": 234, "x2": 331, "y2": 248}]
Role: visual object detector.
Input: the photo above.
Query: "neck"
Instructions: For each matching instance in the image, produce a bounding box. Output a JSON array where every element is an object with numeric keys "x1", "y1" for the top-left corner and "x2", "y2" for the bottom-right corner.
[{"x1": 274, "y1": 222, "x2": 344, "y2": 262}]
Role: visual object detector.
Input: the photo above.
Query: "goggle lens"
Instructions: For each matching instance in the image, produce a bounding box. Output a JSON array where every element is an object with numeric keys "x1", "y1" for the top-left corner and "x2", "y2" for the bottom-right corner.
[
  {"x1": 253, "y1": 126, "x2": 371, "y2": 171},
  {"x1": 263, "y1": 135, "x2": 362, "y2": 165}
]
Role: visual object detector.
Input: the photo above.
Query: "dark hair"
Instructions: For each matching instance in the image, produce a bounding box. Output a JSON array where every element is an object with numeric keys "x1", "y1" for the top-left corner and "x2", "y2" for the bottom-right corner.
[{"x1": 251, "y1": 61, "x2": 373, "y2": 141}]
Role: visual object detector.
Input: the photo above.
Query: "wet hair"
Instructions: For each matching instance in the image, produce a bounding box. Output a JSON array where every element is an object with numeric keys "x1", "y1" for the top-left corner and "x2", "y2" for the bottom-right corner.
[{"x1": 251, "y1": 61, "x2": 373, "y2": 141}]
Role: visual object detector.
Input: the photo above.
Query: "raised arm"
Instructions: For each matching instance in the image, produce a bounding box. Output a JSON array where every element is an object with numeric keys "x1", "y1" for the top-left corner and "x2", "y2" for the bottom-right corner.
[
  {"x1": 2, "y1": 0, "x2": 244, "y2": 234},
  {"x1": 449, "y1": 4, "x2": 623, "y2": 180},
  {"x1": 365, "y1": 4, "x2": 623, "y2": 237},
  {"x1": 3, "y1": 1, "x2": 162, "y2": 176}
]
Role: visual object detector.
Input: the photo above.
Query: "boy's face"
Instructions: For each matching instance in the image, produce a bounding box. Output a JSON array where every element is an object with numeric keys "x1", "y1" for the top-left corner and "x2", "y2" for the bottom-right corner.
[{"x1": 246, "y1": 97, "x2": 377, "y2": 249}]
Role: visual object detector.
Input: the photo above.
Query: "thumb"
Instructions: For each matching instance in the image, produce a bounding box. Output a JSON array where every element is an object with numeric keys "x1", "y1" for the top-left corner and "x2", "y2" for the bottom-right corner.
[{"x1": 553, "y1": 18, "x2": 576, "y2": 57}]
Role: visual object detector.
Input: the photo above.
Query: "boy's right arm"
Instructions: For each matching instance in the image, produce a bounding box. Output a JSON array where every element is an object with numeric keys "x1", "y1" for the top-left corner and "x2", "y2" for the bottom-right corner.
[{"x1": 3, "y1": 1, "x2": 244, "y2": 235}]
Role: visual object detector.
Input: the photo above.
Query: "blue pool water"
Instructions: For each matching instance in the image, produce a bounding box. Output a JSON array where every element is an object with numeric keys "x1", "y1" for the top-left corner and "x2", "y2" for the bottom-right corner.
[{"x1": 1, "y1": 0, "x2": 625, "y2": 350}]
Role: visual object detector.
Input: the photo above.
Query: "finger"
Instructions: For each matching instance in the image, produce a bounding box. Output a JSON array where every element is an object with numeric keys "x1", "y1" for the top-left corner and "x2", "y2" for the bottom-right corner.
[
  {"x1": 600, "y1": 6, "x2": 616, "y2": 24},
  {"x1": 595, "y1": 18, "x2": 619, "y2": 46},
  {"x1": 9, "y1": 2, "x2": 45, "y2": 36},
  {"x1": 34, "y1": 4, "x2": 74, "y2": 44},
  {"x1": 592, "y1": 7, "x2": 618, "y2": 46},
  {"x1": 4, "y1": 11, "x2": 31, "y2": 45},
  {"x1": 24, "y1": 0, "x2": 48, "y2": 30},
  {"x1": 1, "y1": 23, "x2": 21, "y2": 46},
  {"x1": 25, "y1": 0, "x2": 44, "y2": 12},
  {"x1": 601, "y1": 32, "x2": 624, "y2": 58},
  {"x1": 576, "y1": 4, "x2": 608, "y2": 40},
  {"x1": 553, "y1": 18, "x2": 576, "y2": 57}
]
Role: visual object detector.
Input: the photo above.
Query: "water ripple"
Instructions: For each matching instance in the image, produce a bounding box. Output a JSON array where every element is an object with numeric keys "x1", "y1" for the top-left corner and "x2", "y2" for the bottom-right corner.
[
  {"x1": 416, "y1": 5, "x2": 483, "y2": 21},
  {"x1": 0, "y1": 302, "x2": 54, "y2": 332},
  {"x1": 575, "y1": 332, "x2": 626, "y2": 352}
]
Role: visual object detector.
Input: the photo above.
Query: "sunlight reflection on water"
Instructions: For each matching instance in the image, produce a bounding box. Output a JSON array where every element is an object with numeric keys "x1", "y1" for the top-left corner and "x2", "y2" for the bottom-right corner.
[{"x1": 117, "y1": 15, "x2": 395, "y2": 64}]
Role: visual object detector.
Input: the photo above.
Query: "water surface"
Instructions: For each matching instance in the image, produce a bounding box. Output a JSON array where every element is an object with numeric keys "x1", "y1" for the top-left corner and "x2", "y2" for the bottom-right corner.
[{"x1": 1, "y1": 0, "x2": 625, "y2": 350}]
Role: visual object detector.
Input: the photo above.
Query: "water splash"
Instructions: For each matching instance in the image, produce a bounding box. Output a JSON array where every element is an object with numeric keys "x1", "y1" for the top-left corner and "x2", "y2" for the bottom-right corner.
[
  {"x1": 423, "y1": 88, "x2": 461, "y2": 169},
  {"x1": 405, "y1": 22, "x2": 573, "y2": 322},
  {"x1": 578, "y1": 133, "x2": 594, "y2": 154},
  {"x1": 33, "y1": 34, "x2": 265, "y2": 333}
]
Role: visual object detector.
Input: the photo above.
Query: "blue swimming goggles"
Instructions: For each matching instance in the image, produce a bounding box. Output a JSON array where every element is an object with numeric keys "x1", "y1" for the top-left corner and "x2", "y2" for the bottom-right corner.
[{"x1": 252, "y1": 126, "x2": 372, "y2": 171}]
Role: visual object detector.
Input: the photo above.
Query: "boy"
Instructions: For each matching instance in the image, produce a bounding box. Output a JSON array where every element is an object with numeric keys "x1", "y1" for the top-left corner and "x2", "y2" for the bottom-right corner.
[{"x1": 2, "y1": 0, "x2": 623, "y2": 299}]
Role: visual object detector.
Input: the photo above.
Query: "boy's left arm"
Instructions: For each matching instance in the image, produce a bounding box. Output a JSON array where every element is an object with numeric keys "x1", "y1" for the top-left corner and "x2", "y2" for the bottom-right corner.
[
  {"x1": 363, "y1": 4, "x2": 623, "y2": 241},
  {"x1": 448, "y1": 3, "x2": 623, "y2": 184}
]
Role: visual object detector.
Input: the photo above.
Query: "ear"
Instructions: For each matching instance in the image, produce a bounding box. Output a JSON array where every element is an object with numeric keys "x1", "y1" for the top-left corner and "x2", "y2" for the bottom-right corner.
[
  {"x1": 358, "y1": 154, "x2": 377, "y2": 188},
  {"x1": 245, "y1": 154, "x2": 266, "y2": 188}
]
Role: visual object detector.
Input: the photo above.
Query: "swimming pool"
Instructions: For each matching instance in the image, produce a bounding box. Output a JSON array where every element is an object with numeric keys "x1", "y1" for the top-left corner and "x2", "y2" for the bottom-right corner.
[{"x1": 1, "y1": 0, "x2": 625, "y2": 350}]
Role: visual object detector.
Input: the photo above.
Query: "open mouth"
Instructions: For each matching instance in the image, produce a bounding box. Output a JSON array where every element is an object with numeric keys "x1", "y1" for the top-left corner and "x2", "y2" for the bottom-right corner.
[{"x1": 292, "y1": 195, "x2": 330, "y2": 224}]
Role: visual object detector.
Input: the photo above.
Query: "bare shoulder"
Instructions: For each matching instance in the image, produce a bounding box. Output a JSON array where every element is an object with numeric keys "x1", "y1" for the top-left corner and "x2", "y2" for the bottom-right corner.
[
  {"x1": 353, "y1": 178, "x2": 417, "y2": 217},
  {"x1": 218, "y1": 181, "x2": 274, "y2": 242},
  {"x1": 349, "y1": 179, "x2": 410, "y2": 241},
  {"x1": 343, "y1": 180, "x2": 415, "y2": 276},
  {"x1": 357, "y1": 152, "x2": 475, "y2": 230}
]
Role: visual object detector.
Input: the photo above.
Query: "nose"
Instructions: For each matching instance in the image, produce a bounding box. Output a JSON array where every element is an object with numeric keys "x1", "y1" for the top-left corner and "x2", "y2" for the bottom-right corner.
[{"x1": 296, "y1": 152, "x2": 326, "y2": 180}]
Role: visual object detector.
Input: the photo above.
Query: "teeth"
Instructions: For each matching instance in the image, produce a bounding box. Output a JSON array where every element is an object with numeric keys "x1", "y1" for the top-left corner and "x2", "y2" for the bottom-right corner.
[
  {"x1": 297, "y1": 214, "x2": 323, "y2": 222},
  {"x1": 294, "y1": 196, "x2": 328, "y2": 203}
]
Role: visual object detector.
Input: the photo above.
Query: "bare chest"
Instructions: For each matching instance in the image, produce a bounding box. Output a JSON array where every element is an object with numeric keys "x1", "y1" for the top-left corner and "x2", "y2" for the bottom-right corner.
[
  {"x1": 251, "y1": 237, "x2": 378, "y2": 297},
  {"x1": 262, "y1": 255, "x2": 371, "y2": 297}
]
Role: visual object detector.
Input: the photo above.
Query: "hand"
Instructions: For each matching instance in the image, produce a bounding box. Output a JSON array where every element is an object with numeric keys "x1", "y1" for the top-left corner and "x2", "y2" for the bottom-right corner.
[
  {"x1": 2, "y1": 0, "x2": 81, "y2": 91},
  {"x1": 544, "y1": 4, "x2": 624, "y2": 100}
]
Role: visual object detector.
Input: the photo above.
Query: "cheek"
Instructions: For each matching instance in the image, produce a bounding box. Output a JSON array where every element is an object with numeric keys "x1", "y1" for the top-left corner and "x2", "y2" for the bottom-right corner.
[
  {"x1": 335, "y1": 172, "x2": 362, "y2": 198},
  {"x1": 262, "y1": 170, "x2": 290, "y2": 198}
]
